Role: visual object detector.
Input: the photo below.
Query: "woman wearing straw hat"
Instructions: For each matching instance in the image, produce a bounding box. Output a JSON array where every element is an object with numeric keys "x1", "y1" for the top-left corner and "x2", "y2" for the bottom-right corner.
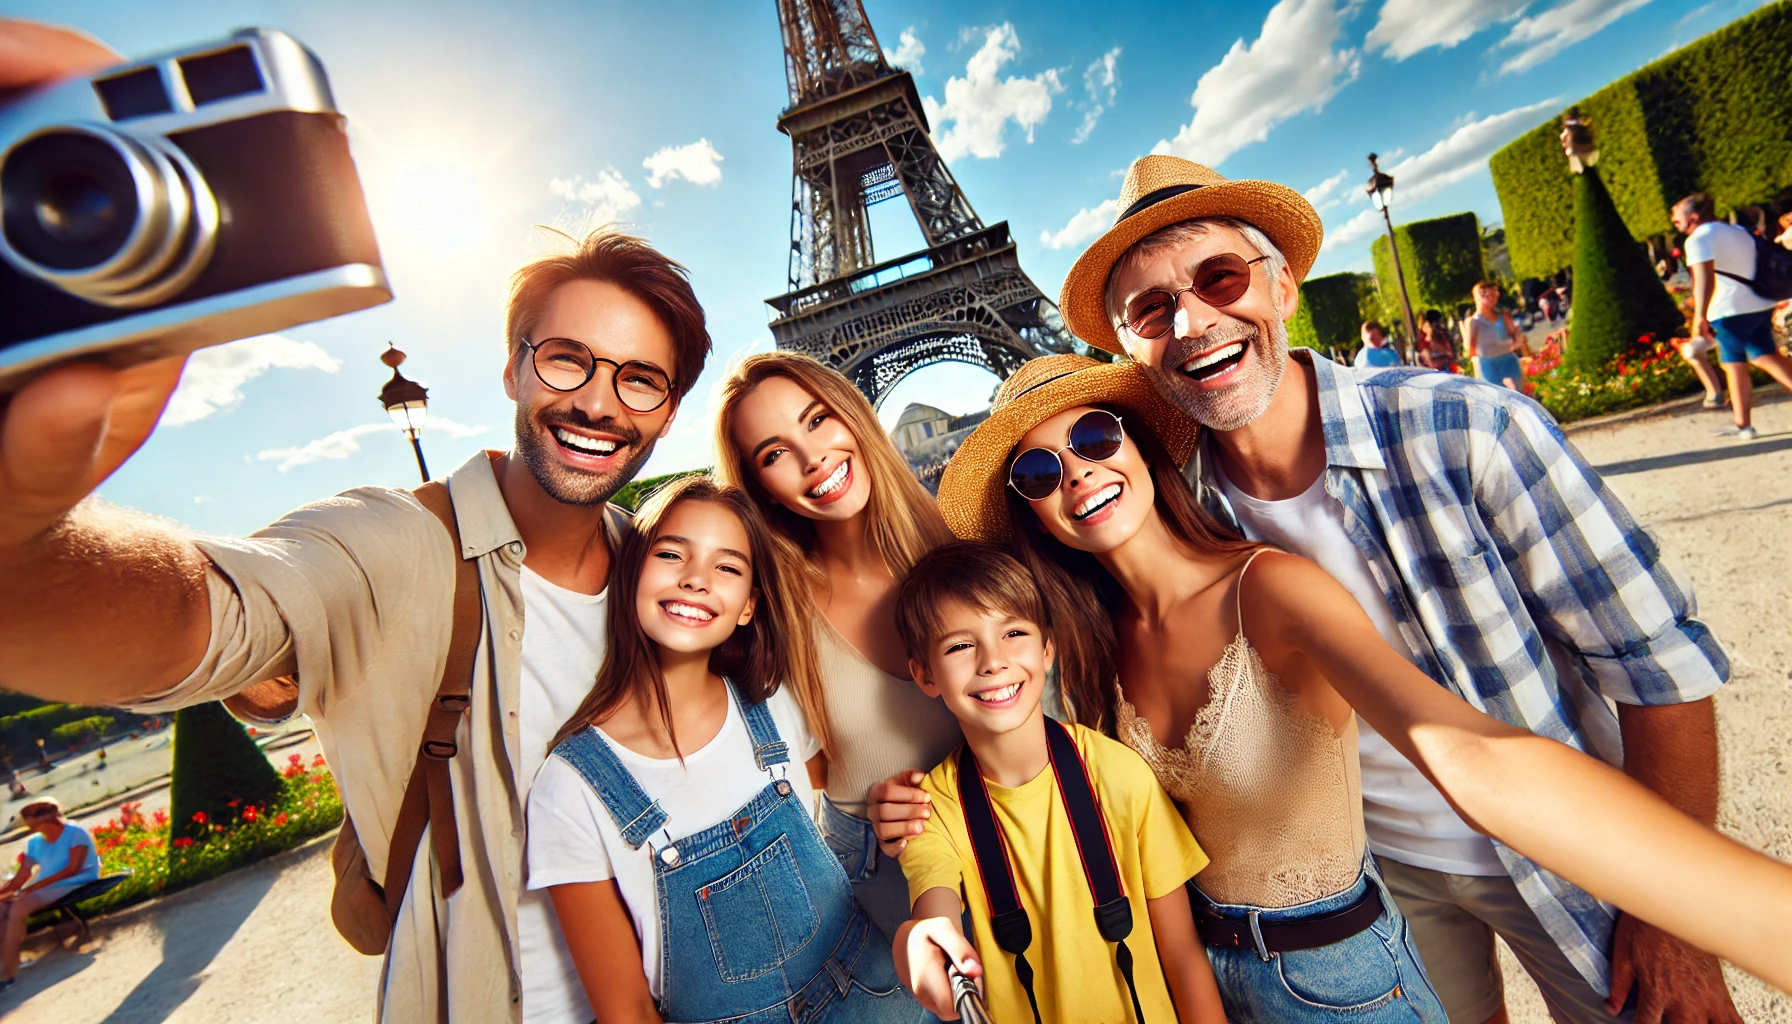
[
  {"x1": 911, "y1": 353, "x2": 1792, "y2": 1021},
  {"x1": 1040, "y1": 154, "x2": 1734, "y2": 1024},
  {"x1": 714, "y1": 352, "x2": 963, "y2": 944}
]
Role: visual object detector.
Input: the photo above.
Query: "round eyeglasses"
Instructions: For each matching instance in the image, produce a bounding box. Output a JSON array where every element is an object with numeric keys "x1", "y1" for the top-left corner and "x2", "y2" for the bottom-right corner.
[
  {"x1": 1008, "y1": 410, "x2": 1126, "y2": 501},
  {"x1": 520, "y1": 338, "x2": 674, "y2": 413},
  {"x1": 1118, "y1": 253, "x2": 1270, "y2": 341}
]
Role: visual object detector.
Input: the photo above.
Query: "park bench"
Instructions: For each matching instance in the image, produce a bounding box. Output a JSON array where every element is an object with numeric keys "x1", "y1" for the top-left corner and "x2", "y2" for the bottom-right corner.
[{"x1": 37, "y1": 874, "x2": 130, "y2": 941}]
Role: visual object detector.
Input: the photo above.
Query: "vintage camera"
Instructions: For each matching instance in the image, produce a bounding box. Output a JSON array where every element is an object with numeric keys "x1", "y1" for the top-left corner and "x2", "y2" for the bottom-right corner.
[{"x1": 0, "y1": 28, "x2": 390, "y2": 390}]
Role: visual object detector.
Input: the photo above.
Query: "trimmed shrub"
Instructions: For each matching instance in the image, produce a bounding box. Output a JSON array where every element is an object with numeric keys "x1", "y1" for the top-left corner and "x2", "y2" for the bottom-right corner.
[
  {"x1": 612, "y1": 469, "x2": 708, "y2": 511},
  {"x1": 1491, "y1": 0, "x2": 1792, "y2": 278},
  {"x1": 1371, "y1": 213, "x2": 1486, "y2": 320},
  {"x1": 1566, "y1": 169, "x2": 1686, "y2": 372},
  {"x1": 168, "y1": 702, "x2": 283, "y2": 842},
  {"x1": 1290, "y1": 273, "x2": 1378, "y2": 353}
]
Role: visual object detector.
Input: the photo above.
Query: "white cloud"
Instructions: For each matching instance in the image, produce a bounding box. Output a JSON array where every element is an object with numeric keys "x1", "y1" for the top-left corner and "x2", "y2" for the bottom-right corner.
[
  {"x1": 549, "y1": 170, "x2": 642, "y2": 224},
  {"x1": 257, "y1": 417, "x2": 488, "y2": 473},
  {"x1": 1494, "y1": 0, "x2": 1654, "y2": 75},
  {"x1": 923, "y1": 24, "x2": 1064, "y2": 162},
  {"x1": 1153, "y1": 0, "x2": 1361, "y2": 167},
  {"x1": 1039, "y1": 199, "x2": 1119, "y2": 251},
  {"x1": 885, "y1": 27, "x2": 925, "y2": 73},
  {"x1": 1321, "y1": 98, "x2": 1559, "y2": 252},
  {"x1": 1365, "y1": 0, "x2": 1530, "y2": 60},
  {"x1": 1303, "y1": 169, "x2": 1351, "y2": 212},
  {"x1": 1073, "y1": 47, "x2": 1122, "y2": 144},
  {"x1": 642, "y1": 139, "x2": 724, "y2": 189},
  {"x1": 162, "y1": 334, "x2": 342, "y2": 426}
]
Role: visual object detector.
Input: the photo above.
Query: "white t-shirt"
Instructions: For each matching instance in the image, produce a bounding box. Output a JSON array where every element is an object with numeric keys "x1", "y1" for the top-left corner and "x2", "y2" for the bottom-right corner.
[
  {"x1": 518, "y1": 567, "x2": 607, "y2": 1024},
  {"x1": 1214, "y1": 465, "x2": 1507, "y2": 877},
  {"x1": 526, "y1": 688, "x2": 820, "y2": 1001},
  {"x1": 25, "y1": 824, "x2": 100, "y2": 885},
  {"x1": 1686, "y1": 220, "x2": 1777, "y2": 321}
]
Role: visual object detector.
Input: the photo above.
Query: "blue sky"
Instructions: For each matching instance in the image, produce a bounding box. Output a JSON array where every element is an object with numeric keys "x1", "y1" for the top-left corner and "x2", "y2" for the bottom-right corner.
[{"x1": 11, "y1": 0, "x2": 1758, "y2": 535}]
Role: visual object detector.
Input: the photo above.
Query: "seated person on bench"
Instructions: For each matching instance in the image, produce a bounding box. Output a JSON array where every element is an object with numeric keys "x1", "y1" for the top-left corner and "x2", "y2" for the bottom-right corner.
[{"x1": 0, "y1": 798, "x2": 100, "y2": 991}]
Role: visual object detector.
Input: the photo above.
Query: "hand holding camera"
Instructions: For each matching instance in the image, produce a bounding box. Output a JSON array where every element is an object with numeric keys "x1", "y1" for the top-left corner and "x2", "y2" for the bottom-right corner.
[{"x1": 0, "y1": 22, "x2": 388, "y2": 550}]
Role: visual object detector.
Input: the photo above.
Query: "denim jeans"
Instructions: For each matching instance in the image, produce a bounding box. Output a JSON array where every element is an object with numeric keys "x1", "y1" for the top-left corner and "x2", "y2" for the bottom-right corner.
[
  {"x1": 1198, "y1": 866, "x2": 1448, "y2": 1023},
  {"x1": 816, "y1": 793, "x2": 916, "y2": 943}
]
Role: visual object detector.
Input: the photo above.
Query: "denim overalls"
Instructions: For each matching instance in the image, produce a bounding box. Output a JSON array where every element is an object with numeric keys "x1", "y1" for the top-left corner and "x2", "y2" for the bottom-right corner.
[{"x1": 549, "y1": 682, "x2": 924, "y2": 1024}]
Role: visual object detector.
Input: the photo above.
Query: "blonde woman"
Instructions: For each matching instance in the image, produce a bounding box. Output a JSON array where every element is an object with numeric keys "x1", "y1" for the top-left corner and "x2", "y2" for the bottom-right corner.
[{"x1": 715, "y1": 352, "x2": 962, "y2": 941}]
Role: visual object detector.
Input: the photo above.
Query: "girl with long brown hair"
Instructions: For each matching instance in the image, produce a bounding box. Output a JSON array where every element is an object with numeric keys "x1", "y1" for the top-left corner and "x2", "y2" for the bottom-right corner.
[
  {"x1": 715, "y1": 351, "x2": 962, "y2": 940},
  {"x1": 527, "y1": 475, "x2": 924, "y2": 1024}
]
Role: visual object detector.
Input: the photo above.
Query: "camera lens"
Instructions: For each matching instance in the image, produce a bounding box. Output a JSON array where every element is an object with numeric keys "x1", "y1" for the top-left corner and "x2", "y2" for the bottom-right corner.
[
  {"x1": 0, "y1": 125, "x2": 218, "y2": 308},
  {"x1": 3, "y1": 132, "x2": 140, "y2": 271}
]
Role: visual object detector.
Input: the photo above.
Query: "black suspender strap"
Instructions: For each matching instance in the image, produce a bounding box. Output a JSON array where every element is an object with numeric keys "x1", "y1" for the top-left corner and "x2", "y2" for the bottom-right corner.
[{"x1": 955, "y1": 718, "x2": 1146, "y2": 1024}]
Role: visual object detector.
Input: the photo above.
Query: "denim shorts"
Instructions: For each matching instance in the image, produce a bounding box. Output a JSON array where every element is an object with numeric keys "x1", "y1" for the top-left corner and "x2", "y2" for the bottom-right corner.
[
  {"x1": 1197, "y1": 868, "x2": 1448, "y2": 1023},
  {"x1": 1476, "y1": 352, "x2": 1524, "y2": 389},
  {"x1": 1713, "y1": 309, "x2": 1778, "y2": 363}
]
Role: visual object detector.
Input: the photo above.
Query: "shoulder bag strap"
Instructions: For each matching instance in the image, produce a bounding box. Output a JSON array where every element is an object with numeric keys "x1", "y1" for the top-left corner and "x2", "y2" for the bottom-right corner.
[
  {"x1": 381, "y1": 480, "x2": 480, "y2": 919},
  {"x1": 1044, "y1": 718, "x2": 1145, "y2": 1024}
]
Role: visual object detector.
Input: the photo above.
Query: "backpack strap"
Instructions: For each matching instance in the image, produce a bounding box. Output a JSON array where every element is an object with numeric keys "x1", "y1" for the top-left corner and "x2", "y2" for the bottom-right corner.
[
  {"x1": 956, "y1": 720, "x2": 1146, "y2": 1024},
  {"x1": 381, "y1": 480, "x2": 480, "y2": 919}
]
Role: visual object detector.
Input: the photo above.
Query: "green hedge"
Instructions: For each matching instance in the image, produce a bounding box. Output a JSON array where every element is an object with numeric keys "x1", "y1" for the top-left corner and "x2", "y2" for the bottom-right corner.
[
  {"x1": 612, "y1": 469, "x2": 709, "y2": 512},
  {"x1": 1566, "y1": 169, "x2": 1686, "y2": 371},
  {"x1": 1371, "y1": 213, "x2": 1485, "y2": 320},
  {"x1": 1289, "y1": 273, "x2": 1378, "y2": 353},
  {"x1": 1491, "y1": 0, "x2": 1792, "y2": 278},
  {"x1": 169, "y1": 703, "x2": 283, "y2": 842}
]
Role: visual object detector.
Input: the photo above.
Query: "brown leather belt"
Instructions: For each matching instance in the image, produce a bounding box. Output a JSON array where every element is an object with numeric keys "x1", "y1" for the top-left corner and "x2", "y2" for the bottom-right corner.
[{"x1": 1191, "y1": 882, "x2": 1383, "y2": 955}]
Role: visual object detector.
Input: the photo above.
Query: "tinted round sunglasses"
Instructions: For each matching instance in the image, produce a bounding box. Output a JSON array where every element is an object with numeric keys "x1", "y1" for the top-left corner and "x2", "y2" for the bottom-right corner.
[
  {"x1": 1008, "y1": 410, "x2": 1126, "y2": 501},
  {"x1": 1118, "y1": 252, "x2": 1270, "y2": 340}
]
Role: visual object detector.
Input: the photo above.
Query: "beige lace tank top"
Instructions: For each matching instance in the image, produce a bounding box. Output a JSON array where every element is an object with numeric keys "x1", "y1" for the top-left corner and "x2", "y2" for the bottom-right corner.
[
  {"x1": 814, "y1": 617, "x2": 962, "y2": 818},
  {"x1": 1116, "y1": 550, "x2": 1366, "y2": 908}
]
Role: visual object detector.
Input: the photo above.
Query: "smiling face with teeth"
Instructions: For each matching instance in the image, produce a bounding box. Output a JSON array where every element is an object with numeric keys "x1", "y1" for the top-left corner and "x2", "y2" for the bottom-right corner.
[
  {"x1": 1012, "y1": 405, "x2": 1159, "y2": 557},
  {"x1": 1107, "y1": 220, "x2": 1300, "y2": 433},
  {"x1": 911, "y1": 599, "x2": 1053, "y2": 742},
  {"x1": 634, "y1": 498, "x2": 759, "y2": 656},
  {"x1": 730, "y1": 374, "x2": 872, "y2": 524},
  {"x1": 504, "y1": 280, "x2": 680, "y2": 507}
]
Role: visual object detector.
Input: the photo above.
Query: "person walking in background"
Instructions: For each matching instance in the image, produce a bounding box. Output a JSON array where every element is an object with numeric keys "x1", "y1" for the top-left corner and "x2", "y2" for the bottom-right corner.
[
  {"x1": 0, "y1": 799, "x2": 100, "y2": 992},
  {"x1": 1462, "y1": 281, "x2": 1527, "y2": 390},
  {"x1": 1673, "y1": 193, "x2": 1792, "y2": 440},
  {"x1": 1355, "y1": 320, "x2": 1403, "y2": 369},
  {"x1": 1415, "y1": 312, "x2": 1457, "y2": 372}
]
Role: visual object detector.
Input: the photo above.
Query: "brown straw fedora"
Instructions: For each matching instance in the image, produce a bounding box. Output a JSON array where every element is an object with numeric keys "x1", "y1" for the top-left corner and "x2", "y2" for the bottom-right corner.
[
  {"x1": 1059, "y1": 155, "x2": 1324, "y2": 356},
  {"x1": 936, "y1": 354, "x2": 1200, "y2": 543}
]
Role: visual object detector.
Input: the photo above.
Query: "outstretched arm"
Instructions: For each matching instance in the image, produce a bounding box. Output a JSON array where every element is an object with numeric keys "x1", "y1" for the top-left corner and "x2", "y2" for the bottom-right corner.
[
  {"x1": 549, "y1": 880, "x2": 663, "y2": 1024},
  {"x1": 894, "y1": 887, "x2": 980, "y2": 1021},
  {"x1": 1147, "y1": 890, "x2": 1225, "y2": 1024},
  {"x1": 1246, "y1": 554, "x2": 1792, "y2": 991}
]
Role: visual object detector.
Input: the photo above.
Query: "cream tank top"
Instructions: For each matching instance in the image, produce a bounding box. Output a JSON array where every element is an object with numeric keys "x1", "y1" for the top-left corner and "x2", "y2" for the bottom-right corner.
[
  {"x1": 815, "y1": 617, "x2": 963, "y2": 818},
  {"x1": 1116, "y1": 550, "x2": 1366, "y2": 908}
]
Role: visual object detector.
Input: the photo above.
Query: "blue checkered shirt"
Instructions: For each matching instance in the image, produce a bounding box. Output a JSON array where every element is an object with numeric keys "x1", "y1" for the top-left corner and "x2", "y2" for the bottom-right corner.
[{"x1": 1187, "y1": 352, "x2": 1728, "y2": 994}]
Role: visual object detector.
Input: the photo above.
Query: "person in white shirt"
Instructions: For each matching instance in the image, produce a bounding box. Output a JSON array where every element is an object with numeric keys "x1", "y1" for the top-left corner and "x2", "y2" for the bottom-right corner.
[{"x1": 1673, "y1": 192, "x2": 1792, "y2": 440}]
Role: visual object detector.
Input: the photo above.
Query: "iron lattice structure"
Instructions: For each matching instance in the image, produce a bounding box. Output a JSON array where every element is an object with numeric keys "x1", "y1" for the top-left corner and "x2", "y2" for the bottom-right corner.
[{"x1": 768, "y1": 0, "x2": 1074, "y2": 405}]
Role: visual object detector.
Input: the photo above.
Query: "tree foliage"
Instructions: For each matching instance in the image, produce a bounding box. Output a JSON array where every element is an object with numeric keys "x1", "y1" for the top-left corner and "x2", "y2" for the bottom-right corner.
[
  {"x1": 169, "y1": 702, "x2": 283, "y2": 842},
  {"x1": 1491, "y1": 0, "x2": 1792, "y2": 278},
  {"x1": 1289, "y1": 273, "x2": 1379, "y2": 353},
  {"x1": 1371, "y1": 213, "x2": 1486, "y2": 320},
  {"x1": 1566, "y1": 169, "x2": 1686, "y2": 372}
]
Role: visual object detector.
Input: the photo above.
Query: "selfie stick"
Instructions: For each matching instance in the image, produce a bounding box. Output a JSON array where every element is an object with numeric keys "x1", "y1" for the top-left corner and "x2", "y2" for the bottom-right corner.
[{"x1": 949, "y1": 966, "x2": 994, "y2": 1024}]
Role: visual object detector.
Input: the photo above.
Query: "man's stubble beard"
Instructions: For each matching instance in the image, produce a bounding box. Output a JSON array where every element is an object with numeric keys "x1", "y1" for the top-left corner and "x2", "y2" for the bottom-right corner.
[
  {"x1": 1142, "y1": 313, "x2": 1291, "y2": 433},
  {"x1": 514, "y1": 405, "x2": 656, "y2": 507}
]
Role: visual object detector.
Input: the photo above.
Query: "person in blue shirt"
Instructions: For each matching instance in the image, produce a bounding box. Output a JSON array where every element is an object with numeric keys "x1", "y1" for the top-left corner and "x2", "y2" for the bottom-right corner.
[
  {"x1": 0, "y1": 798, "x2": 100, "y2": 990},
  {"x1": 1354, "y1": 321, "x2": 1403, "y2": 369}
]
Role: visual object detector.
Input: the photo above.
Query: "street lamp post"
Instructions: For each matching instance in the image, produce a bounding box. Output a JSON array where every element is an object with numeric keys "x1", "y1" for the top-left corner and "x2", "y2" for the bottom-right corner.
[
  {"x1": 378, "y1": 344, "x2": 431, "y2": 483},
  {"x1": 1367, "y1": 153, "x2": 1419, "y2": 362}
]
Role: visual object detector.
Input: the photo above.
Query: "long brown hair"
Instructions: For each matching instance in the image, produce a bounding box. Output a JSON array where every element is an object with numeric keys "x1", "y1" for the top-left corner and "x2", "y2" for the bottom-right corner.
[
  {"x1": 1005, "y1": 409, "x2": 1256, "y2": 733},
  {"x1": 713, "y1": 351, "x2": 953, "y2": 755},
  {"x1": 547, "y1": 475, "x2": 815, "y2": 758}
]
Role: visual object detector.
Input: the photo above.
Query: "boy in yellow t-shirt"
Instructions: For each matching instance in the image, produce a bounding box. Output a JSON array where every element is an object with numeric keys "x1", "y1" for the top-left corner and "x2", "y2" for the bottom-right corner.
[{"x1": 890, "y1": 542, "x2": 1223, "y2": 1024}]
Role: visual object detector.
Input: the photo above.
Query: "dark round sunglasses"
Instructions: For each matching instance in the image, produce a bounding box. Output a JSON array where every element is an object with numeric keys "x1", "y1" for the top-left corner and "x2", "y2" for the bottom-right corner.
[
  {"x1": 1118, "y1": 253, "x2": 1270, "y2": 340},
  {"x1": 1008, "y1": 410, "x2": 1126, "y2": 501},
  {"x1": 520, "y1": 338, "x2": 674, "y2": 413}
]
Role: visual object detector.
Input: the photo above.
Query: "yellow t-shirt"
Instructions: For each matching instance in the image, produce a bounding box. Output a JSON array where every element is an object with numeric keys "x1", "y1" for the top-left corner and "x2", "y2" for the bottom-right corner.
[{"x1": 902, "y1": 723, "x2": 1210, "y2": 1024}]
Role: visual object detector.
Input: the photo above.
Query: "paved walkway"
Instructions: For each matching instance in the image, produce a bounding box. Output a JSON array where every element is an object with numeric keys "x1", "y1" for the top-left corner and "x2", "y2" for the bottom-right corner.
[{"x1": 1498, "y1": 393, "x2": 1792, "y2": 1023}]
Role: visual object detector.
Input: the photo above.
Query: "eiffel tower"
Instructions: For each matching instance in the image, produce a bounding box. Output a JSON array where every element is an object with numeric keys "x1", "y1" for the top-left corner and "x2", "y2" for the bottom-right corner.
[{"x1": 766, "y1": 0, "x2": 1074, "y2": 406}]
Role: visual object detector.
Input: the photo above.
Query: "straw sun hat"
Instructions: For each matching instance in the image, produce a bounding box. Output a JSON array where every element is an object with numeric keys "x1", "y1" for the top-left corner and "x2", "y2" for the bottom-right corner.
[
  {"x1": 937, "y1": 354, "x2": 1200, "y2": 543},
  {"x1": 1059, "y1": 155, "x2": 1324, "y2": 356}
]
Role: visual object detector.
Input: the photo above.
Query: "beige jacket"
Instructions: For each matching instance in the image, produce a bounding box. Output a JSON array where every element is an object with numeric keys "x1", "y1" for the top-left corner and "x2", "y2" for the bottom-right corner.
[{"x1": 127, "y1": 451, "x2": 624, "y2": 1023}]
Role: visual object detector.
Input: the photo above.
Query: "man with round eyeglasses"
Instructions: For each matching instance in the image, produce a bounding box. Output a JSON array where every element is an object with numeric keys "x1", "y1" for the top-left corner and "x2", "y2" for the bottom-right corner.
[
  {"x1": 0, "y1": 27, "x2": 712, "y2": 1010},
  {"x1": 1056, "y1": 155, "x2": 1737, "y2": 1024}
]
